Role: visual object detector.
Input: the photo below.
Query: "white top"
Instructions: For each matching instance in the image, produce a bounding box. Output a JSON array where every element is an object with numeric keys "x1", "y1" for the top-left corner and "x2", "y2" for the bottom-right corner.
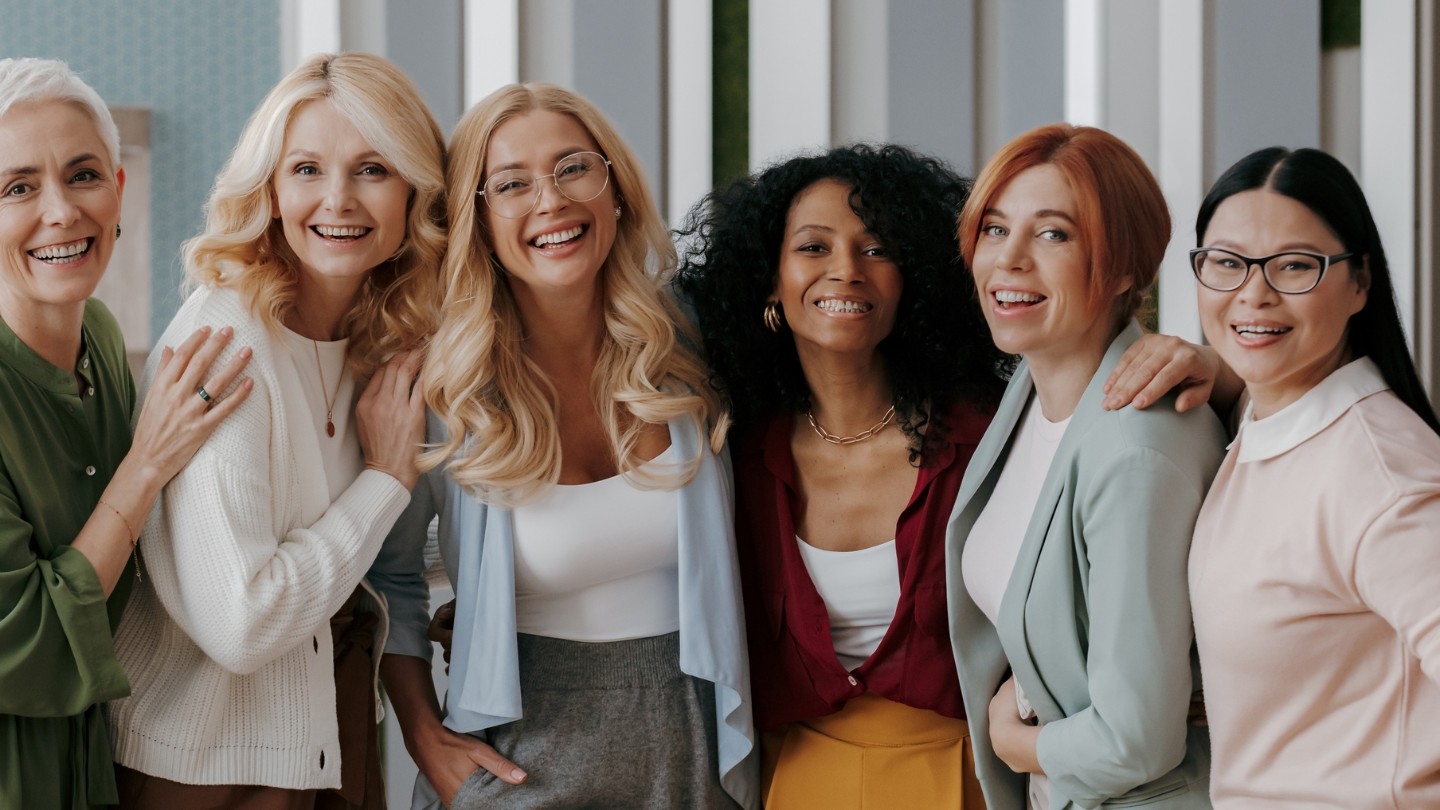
[
  {"x1": 108, "y1": 287, "x2": 411, "y2": 790},
  {"x1": 511, "y1": 445, "x2": 681, "y2": 642},
  {"x1": 795, "y1": 538, "x2": 901, "y2": 671},
  {"x1": 280, "y1": 329, "x2": 360, "y2": 502},
  {"x1": 963, "y1": 396, "x2": 1069, "y2": 810}
]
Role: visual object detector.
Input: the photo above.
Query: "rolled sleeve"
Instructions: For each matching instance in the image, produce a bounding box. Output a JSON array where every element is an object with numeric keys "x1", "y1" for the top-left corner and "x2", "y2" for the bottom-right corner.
[{"x1": 370, "y1": 467, "x2": 439, "y2": 662}]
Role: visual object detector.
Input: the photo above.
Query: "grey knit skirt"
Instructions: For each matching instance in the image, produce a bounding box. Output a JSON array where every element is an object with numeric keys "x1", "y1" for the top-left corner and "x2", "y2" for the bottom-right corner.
[{"x1": 449, "y1": 632, "x2": 739, "y2": 810}]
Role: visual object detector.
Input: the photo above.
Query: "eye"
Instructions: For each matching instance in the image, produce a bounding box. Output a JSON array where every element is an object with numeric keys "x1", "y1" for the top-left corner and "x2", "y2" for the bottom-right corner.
[
  {"x1": 71, "y1": 168, "x2": 102, "y2": 183},
  {"x1": 294, "y1": 163, "x2": 319, "y2": 176},
  {"x1": 556, "y1": 160, "x2": 590, "y2": 180},
  {"x1": 358, "y1": 163, "x2": 390, "y2": 178},
  {"x1": 1039, "y1": 228, "x2": 1069, "y2": 242},
  {"x1": 2, "y1": 182, "x2": 33, "y2": 198},
  {"x1": 795, "y1": 242, "x2": 827, "y2": 254},
  {"x1": 864, "y1": 245, "x2": 888, "y2": 258},
  {"x1": 1213, "y1": 255, "x2": 1244, "y2": 270},
  {"x1": 981, "y1": 223, "x2": 1007, "y2": 238},
  {"x1": 487, "y1": 173, "x2": 532, "y2": 197},
  {"x1": 1275, "y1": 255, "x2": 1321, "y2": 273}
]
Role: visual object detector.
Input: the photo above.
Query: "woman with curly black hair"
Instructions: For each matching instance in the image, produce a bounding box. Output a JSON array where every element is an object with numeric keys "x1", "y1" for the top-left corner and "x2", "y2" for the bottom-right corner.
[
  {"x1": 676, "y1": 144, "x2": 1002, "y2": 807},
  {"x1": 676, "y1": 143, "x2": 1219, "y2": 809}
]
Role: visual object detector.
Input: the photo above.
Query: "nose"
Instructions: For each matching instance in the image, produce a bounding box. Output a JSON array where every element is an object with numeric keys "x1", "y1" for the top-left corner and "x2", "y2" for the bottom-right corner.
[
  {"x1": 39, "y1": 182, "x2": 80, "y2": 228},
  {"x1": 532, "y1": 173, "x2": 569, "y2": 214},
  {"x1": 993, "y1": 234, "x2": 1030, "y2": 272},
  {"x1": 1234, "y1": 260, "x2": 1278, "y2": 305},
  {"x1": 827, "y1": 247, "x2": 866, "y2": 283},
  {"x1": 321, "y1": 174, "x2": 357, "y2": 212}
]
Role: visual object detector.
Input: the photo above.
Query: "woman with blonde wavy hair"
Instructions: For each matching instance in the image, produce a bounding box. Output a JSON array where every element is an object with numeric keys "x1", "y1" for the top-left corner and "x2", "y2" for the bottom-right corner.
[
  {"x1": 377, "y1": 83, "x2": 756, "y2": 809},
  {"x1": 106, "y1": 52, "x2": 443, "y2": 809}
]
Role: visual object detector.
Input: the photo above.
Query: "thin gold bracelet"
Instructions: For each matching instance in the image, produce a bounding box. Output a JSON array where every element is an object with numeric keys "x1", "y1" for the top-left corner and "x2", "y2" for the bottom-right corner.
[{"x1": 97, "y1": 499, "x2": 142, "y2": 582}]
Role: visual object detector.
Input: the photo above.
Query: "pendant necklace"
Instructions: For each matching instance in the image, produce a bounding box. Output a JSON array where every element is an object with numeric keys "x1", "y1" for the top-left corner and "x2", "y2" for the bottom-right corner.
[{"x1": 311, "y1": 339, "x2": 341, "y2": 438}]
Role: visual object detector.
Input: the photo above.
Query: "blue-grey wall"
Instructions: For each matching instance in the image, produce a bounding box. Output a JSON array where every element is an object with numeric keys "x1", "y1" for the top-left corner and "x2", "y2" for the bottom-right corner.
[{"x1": 0, "y1": 0, "x2": 280, "y2": 336}]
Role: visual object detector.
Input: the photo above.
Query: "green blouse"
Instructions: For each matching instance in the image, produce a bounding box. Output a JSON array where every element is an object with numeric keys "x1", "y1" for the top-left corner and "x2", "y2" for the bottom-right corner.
[{"x1": 0, "y1": 299, "x2": 137, "y2": 809}]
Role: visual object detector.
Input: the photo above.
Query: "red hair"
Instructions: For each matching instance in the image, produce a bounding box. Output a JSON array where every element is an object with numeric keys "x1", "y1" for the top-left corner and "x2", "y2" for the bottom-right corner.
[{"x1": 958, "y1": 123, "x2": 1171, "y2": 322}]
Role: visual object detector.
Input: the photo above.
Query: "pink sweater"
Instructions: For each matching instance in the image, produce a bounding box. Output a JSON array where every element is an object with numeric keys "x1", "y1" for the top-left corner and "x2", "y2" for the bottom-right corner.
[{"x1": 1190, "y1": 359, "x2": 1440, "y2": 809}]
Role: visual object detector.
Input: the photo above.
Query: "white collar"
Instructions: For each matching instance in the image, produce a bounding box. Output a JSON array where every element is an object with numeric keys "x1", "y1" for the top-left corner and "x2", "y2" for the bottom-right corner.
[{"x1": 1233, "y1": 357, "x2": 1389, "y2": 463}]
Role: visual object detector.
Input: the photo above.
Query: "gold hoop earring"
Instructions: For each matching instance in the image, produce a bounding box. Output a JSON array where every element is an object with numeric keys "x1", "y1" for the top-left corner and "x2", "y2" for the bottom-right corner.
[{"x1": 763, "y1": 300, "x2": 784, "y2": 333}]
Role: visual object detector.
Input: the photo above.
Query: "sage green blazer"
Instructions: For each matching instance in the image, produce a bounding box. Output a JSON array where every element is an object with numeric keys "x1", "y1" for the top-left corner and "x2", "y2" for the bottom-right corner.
[{"x1": 946, "y1": 322, "x2": 1225, "y2": 809}]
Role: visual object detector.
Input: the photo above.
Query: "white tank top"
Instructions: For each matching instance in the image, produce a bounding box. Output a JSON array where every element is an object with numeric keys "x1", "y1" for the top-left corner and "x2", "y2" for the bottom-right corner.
[
  {"x1": 511, "y1": 446, "x2": 680, "y2": 642},
  {"x1": 796, "y1": 537, "x2": 901, "y2": 671}
]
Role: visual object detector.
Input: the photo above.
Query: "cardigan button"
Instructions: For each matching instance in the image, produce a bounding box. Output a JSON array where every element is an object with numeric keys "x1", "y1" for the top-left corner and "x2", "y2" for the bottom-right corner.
[{"x1": 847, "y1": 675, "x2": 859, "y2": 687}]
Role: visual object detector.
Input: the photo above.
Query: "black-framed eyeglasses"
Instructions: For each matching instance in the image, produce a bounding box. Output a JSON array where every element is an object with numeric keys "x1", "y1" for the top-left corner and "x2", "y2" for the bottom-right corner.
[
  {"x1": 476, "y1": 151, "x2": 612, "y2": 219},
  {"x1": 1189, "y1": 247, "x2": 1355, "y2": 295}
]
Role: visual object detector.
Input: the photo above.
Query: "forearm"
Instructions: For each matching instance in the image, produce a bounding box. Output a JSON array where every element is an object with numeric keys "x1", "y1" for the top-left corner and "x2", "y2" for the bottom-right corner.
[
  {"x1": 68, "y1": 453, "x2": 167, "y2": 596},
  {"x1": 380, "y1": 652, "x2": 447, "y2": 752}
]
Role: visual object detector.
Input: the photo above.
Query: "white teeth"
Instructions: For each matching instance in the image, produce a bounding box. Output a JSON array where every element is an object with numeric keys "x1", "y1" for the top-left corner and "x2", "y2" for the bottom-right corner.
[
  {"x1": 995, "y1": 290, "x2": 1042, "y2": 303},
  {"x1": 531, "y1": 226, "x2": 584, "y2": 247},
  {"x1": 314, "y1": 225, "x2": 370, "y2": 238},
  {"x1": 815, "y1": 299, "x2": 873, "y2": 314},
  {"x1": 1234, "y1": 324, "x2": 1291, "y2": 335},
  {"x1": 29, "y1": 238, "x2": 90, "y2": 262}
]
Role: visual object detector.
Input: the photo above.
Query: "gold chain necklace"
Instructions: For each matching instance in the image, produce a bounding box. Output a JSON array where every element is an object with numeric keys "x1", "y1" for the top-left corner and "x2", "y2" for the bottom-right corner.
[
  {"x1": 311, "y1": 339, "x2": 342, "y2": 438},
  {"x1": 805, "y1": 405, "x2": 896, "y2": 445}
]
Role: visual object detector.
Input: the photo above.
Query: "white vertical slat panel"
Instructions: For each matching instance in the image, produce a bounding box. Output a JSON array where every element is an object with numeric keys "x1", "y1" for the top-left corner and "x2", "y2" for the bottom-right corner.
[
  {"x1": 831, "y1": 0, "x2": 887, "y2": 146},
  {"x1": 667, "y1": 0, "x2": 712, "y2": 225},
  {"x1": 750, "y1": 0, "x2": 830, "y2": 170},
  {"x1": 1156, "y1": 0, "x2": 1206, "y2": 341},
  {"x1": 280, "y1": 0, "x2": 341, "y2": 73},
  {"x1": 1064, "y1": 0, "x2": 1102, "y2": 127},
  {"x1": 1361, "y1": 0, "x2": 1418, "y2": 344},
  {"x1": 465, "y1": 0, "x2": 521, "y2": 107}
]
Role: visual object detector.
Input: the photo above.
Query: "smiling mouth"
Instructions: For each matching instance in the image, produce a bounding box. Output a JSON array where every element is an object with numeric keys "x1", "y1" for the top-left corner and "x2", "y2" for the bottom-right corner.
[
  {"x1": 1233, "y1": 324, "x2": 1291, "y2": 337},
  {"x1": 994, "y1": 290, "x2": 1044, "y2": 309},
  {"x1": 312, "y1": 225, "x2": 372, "y2": 242},
  {"x1": 530, "y1": 225, "x2": 587, "y2": 249},
  {"x1": 815, "y1": 299, "x2": 873, "y2": 314},
  {"x1": 29, "y1": 237, "x2": 92, "y2": 264}
]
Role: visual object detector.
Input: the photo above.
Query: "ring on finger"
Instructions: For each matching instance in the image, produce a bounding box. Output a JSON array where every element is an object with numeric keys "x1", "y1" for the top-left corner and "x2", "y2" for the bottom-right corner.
[{"x1": 196, "y1": 384, "x2": 214, "y2": 403}]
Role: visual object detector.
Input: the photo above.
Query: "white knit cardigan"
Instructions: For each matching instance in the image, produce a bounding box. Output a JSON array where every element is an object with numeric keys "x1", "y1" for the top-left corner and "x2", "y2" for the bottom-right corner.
[{"x1": 107, "y1": 286, "x2": 411, "y2": 789}]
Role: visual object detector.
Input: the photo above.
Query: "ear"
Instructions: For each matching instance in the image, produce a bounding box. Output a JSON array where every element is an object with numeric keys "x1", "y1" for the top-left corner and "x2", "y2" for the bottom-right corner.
[
  {"x1": 1348, "y1": 256, "x2": 1370, "y2": 316},
  {"x1": 115, "y1": 166, "x2": 127, "y2": 199},
  {"x1": 269, "y1": 182, "x2": 280, "y2": 220}
]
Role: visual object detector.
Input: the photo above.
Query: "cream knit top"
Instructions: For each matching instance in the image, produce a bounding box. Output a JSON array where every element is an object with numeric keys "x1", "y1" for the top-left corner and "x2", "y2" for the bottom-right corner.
[{"x1": 107, "y1": 286, "x2": 411, "y2": 790}]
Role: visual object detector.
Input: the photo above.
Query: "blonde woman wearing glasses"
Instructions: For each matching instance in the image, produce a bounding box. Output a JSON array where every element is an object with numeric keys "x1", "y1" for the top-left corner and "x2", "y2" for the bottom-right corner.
[
  {"x1": 1189, "y1": 147, "x2": 1440, "y2": 808},
  {"x1": 105, "y1": 53, "x2": 443, "y2": 808},
  {"x1": 376, "y1": 83, "x2": 755, "y2": 810}
]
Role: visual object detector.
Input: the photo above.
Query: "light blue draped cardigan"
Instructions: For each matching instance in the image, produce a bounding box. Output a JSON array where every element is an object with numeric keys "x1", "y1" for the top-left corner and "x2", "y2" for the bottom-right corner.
[{"x1": 370, "y1": 412, "x2": 759, "y2": 809}]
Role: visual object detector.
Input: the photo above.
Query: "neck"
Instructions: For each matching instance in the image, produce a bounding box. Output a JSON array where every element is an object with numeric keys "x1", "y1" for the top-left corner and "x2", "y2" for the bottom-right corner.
[
  {"x1": 286, "y1": 273, "x2": 365, "y2": 341},
  {"x1": 512, "y1": 282, "x2": 606, "y2": 374},
  {"x1": 798, "y1": 348, "x2": 894, "y2": 434},
  {"x1": 0, "y1": 297, "x2": 86, "y2": 372},
  {"x1": 1025, "y1": 334, "x2": 1113, "y2": 421}
]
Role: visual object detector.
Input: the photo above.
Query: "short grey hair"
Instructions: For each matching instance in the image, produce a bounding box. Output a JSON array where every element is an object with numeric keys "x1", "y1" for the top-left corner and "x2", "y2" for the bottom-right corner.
[{"x1": 0, "y1": 57, "x2": 121, "y2": 166}]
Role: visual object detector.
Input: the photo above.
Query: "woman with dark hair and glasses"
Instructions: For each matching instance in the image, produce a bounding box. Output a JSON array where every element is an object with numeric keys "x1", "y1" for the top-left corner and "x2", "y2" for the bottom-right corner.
[{"x1": 1188, "y1": 147, "x2": 1440, "y2": 808}]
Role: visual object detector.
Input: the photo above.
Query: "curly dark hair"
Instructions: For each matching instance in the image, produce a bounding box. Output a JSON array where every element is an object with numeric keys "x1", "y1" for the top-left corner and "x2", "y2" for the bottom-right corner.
[{"x1": 674, "y1": 143, "x2": 1006, "y2": 463}]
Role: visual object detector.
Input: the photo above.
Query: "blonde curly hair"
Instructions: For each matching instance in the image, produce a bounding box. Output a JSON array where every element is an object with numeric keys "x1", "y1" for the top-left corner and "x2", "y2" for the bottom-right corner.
[
  {"x1": 421, "y1": 83, "x2": 724, "y2": 505},
  {"x1": 183, "y1": 52, "x2": 446, "y2": 375}
]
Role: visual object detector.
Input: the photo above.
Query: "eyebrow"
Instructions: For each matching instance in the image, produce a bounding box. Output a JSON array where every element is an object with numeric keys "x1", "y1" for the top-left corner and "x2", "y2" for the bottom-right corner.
[
  {"x1": 790, "y1": 224, "x2": 835, "y2": 235},
  {"x1": 488, "y1": 147, "x2": 593, "y2": 174},
  {"x1": 2, "y1": 153, "x2": 105, "y2": 178},
  {"x1": 982, "y1": 207, "x2": 1077, "y2": 224},
  {"x1": 282, "y1": 149, "x2": 385, "y2": 162},
  {"x1": 1207, "y1": 239, "x2": 1329, "y2": 254}
]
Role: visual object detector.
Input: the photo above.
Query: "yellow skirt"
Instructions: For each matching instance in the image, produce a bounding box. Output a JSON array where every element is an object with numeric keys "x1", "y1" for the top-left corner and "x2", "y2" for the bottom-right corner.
[{"x1": 761, "y1": 692, "x2": 986, "y2": 809}]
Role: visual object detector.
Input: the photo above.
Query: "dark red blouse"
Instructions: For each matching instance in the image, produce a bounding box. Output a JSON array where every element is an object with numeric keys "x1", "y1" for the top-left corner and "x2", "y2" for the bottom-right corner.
[{"x1": 733, "y1": 402, "x2": 995, "y2": 731}]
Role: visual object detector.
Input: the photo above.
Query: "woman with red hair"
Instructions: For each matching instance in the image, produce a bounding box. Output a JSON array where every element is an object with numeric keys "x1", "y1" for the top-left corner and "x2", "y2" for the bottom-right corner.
[{"x1": 947, "y1": 124, "x2": 1224, "y2": 809}]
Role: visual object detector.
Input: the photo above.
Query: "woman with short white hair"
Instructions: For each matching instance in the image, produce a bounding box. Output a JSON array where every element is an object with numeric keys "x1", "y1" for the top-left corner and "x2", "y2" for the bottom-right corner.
[{"x1": 0, "y1": 56, "x2": 251, "y2": 809}]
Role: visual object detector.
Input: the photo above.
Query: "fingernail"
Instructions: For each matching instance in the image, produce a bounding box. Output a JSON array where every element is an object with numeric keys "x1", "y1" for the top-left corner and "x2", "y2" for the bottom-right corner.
[
  {"x1": 240, "y1": 347, "x2": 253, "y2": 358},
  {"x1": 511, "y1": 767, "x2": 527, "y2": 781},
  {"x1": 219, "y1": 326, "x2": 233, "y2": 337},
  {"x1": 200, "y1": 326, "x2": 212, "y2": 335}
]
